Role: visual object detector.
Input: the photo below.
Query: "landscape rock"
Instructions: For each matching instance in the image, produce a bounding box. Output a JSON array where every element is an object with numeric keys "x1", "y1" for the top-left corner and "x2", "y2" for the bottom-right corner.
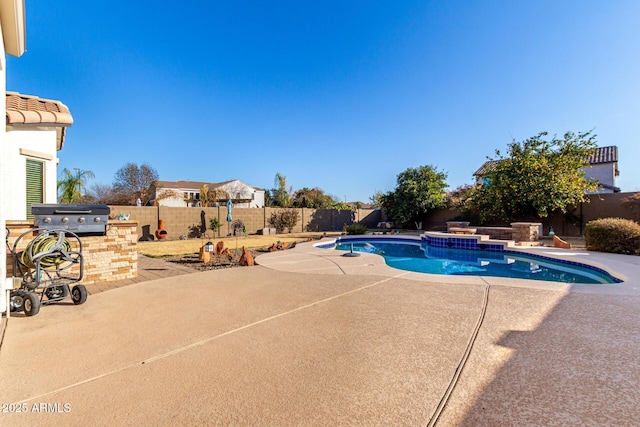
[
  {"x1": 239, "y1": 246, "x2": 255, "y2": 266},
  {"x1": 215, "y1": 241, "x2": 226, "y2": 255},
  {"x1": 553, "y1": 235, "x2": 572, "y2": 249}
]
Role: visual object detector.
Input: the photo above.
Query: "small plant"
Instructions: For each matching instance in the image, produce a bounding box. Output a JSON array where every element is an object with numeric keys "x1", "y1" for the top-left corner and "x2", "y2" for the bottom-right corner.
[
  {"x1": 585, "y1": 218, "x2": 640, "y2": 255},
  {"x1": 345, "y1": 223, "x2": 368, "y2": 235},
  {"x1": 209, "y1": 217, "x2": 221, "y2": 235},
  {"x1": 269, "y1": 209, "x2": 299, "y2": 233}
]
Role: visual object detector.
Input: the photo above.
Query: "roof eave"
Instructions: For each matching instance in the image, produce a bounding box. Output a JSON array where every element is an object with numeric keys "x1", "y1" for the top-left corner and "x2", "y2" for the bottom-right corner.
[{"x1": 0, "y1": 0, "x2": 26, "y2": 57}]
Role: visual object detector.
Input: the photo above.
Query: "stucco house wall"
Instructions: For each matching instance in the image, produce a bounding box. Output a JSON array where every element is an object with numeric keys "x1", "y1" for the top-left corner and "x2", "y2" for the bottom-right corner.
[
  {"x1": 1, "y1": 0, "x2": 28, "y2": 314},
  {"x1": 218, "y1": 180, "x2": 265, "y2": 208},
  {"x1": 585, "y1": 163, "x2": 617, "y2": 194},
  {"x1": 2, "y1": 126, "x2": 59, "y2": 220},
  {"x1": 0, "y1": 21, "x2": 6, "y2": 314}
]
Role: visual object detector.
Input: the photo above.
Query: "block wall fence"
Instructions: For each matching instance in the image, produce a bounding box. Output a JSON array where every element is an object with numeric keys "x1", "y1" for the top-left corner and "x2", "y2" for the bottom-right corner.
[
  {"x1": 6, "y1": 221, "x2": 138, "y2": 285},
  {"x1": 108, "y1": 206, "x2": 383, "y2": 241},
  {"x1": 423, "y1": 192, "x2": 640, "y2": 237}
]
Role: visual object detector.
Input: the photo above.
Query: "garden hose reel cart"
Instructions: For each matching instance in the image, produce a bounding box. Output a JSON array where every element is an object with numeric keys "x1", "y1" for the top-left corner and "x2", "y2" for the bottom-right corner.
[{"x1": 7, "y1": 228, "x2": 88, "y2": 317}]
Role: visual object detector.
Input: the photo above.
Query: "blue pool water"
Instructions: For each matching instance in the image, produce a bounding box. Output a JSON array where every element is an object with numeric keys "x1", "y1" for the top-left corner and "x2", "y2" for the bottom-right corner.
[{"x1": 332, "y1": 239, "x2": 620, "y2": 284}]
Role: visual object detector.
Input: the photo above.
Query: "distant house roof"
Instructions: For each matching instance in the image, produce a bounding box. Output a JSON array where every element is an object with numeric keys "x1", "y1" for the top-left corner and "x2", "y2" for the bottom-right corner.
[
  {"x1": 6, "y1": 91, "x2": 74, "y2": 150},
  {"x1": 473, "y1": 146, "x2": 619, "y2": 177},
  {"x1": 156, "y1": 179, "x2": 265, "y2": 192},
  {"x1": 588, "y1": 146, "x2": 618, "y2": 164},
  {"x1": 156, "y1": 180, "x2": 220, "y2": 190},
  {"x1": 473, "y1": 160, "x2": 500, "y2": 177}
]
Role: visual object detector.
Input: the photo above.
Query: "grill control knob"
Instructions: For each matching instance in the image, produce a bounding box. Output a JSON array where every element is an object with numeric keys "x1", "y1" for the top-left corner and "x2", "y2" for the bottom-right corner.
[
  {"x1": 62, "y1": 217, "x2": 69, "y2": 224},
  {"x1": 94, "y1": 217, "x2": 101, "y2": 223},
  {"x1": 78, "y1": 217, "x2": 86, "y2": 223},
  {"x1": 43, "y1": 217, "x2": 51, "y2": 223}
]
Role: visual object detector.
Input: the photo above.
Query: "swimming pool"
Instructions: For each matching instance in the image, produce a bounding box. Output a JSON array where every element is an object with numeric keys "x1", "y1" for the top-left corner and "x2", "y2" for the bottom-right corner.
[{"x1": 327, "y1": 237, "x2": 620, "y2": 284}]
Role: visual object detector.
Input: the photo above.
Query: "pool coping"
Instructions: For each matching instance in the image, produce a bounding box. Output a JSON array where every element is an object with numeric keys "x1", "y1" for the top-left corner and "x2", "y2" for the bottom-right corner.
[{"x1": 256, "y1": 236, "x2": 640, "y2": 296}]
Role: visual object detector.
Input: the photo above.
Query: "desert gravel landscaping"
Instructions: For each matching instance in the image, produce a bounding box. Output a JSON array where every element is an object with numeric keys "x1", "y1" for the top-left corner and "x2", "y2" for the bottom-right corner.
[{"x1": 138, "y1": 231, "x2": 341, "y2": 257}]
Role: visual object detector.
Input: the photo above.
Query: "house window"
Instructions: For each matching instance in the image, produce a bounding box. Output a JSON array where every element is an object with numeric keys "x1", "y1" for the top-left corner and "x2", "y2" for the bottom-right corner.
[{"x1": 26, "y1": 159, "x2": 44, "y2": 219}]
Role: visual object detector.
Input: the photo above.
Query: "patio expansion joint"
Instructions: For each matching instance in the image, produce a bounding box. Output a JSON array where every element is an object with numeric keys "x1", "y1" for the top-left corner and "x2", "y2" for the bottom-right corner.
[{"x1": 14, "y1": 272, "x2": 410, "y2": 405}]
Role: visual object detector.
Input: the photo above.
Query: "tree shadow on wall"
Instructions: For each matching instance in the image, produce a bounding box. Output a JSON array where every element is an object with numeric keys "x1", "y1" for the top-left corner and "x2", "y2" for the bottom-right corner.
[
  {"x1": 357, "y1": 210, "x2": 382, "y2": 229},
  {"x1": 306, "y1": 209, "x2": 355, "y2": 232}
]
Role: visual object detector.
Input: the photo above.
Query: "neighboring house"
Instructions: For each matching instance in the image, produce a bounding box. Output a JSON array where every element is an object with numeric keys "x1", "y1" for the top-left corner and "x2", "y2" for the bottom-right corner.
[
  {"x1": 1, "y1": 0, "x2": 28, "y2": 314},
  {"x1": 473, "y1": 146, "x2": 620, "y2": 194},
  {"x1": 3, "y1": 92, "x2": 73, "y2": 220},
  {"x1": 585, "y1": 146, "x2": 620, "y2": 193},
  {"x1": 154, "y1": 179, "x2": 265, "y2": 208}
]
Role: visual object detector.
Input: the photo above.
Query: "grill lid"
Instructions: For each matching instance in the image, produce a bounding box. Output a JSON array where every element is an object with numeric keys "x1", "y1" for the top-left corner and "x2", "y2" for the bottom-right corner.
[
  {"x1": 32, "y1": 204, "x2": 110, "y2": 234},
  {"x1": 31, "y1": 203, "x2": 110, "y2": 215}
]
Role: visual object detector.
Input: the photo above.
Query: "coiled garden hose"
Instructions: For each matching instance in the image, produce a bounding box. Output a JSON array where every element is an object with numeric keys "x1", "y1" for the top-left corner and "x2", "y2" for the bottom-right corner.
[{"x1": 20, "y1": 233, "x2": 72, "y2": 268}]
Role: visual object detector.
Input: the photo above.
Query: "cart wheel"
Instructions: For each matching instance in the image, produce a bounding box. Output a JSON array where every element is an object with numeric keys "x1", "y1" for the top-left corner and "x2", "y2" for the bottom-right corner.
[
  {"x1": 10, "y1": 290, "x2": 27, "y2": 312},
  {"x1": 23, "y1": 292, "x2": 41, "y2": 316},
  {"x1": 71, "y1": 285, "x2": 88, "y2": 305},
  {"x1": 45, "y1": 285, "x2": 66, "y2": 300}
]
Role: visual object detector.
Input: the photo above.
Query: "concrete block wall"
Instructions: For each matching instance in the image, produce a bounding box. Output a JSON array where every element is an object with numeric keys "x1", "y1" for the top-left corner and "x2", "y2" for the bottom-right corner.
[
  {"x1": 108, "y1": 206, "x2": 157, "y2": 239},
  {"x1": 108, "y1": 206, "x2": 381, "y2": 240},
  {"x1": 5, "y1": 221, "x2": 138, "y2": 285}
]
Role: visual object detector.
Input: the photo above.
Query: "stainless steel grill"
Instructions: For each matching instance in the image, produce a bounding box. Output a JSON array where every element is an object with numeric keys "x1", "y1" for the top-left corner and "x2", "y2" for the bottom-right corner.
[{"x1": 32, "y1": 204, "x2": 110, "y2": 235}]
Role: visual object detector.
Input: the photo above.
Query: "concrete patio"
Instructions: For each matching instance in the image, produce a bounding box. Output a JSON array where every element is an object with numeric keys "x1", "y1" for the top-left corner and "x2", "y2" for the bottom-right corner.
[{"x1": 0, "y1": 240, "x2": 639, "y2": 426}]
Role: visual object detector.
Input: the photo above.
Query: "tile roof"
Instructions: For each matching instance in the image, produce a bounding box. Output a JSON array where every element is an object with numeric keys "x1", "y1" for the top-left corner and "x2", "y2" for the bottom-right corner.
[
  {"x1": 473, "y1": 146, "x2": 619, "y2": 176},
  {"x1": 157, "y1": 180, "x2": 265, "y2": 192},
  {"x1": 473, "y1": 160, "x2": 500, "y2": 177},
  {"x1": 588, "y1": 146, "x2": 618, "y2": 164},
  {"x1": 156, "y1": 180, "x2": 222, "y2": 190},
  {"x1": 6, "y1": 91, "x2": 73, "y2": 126}
]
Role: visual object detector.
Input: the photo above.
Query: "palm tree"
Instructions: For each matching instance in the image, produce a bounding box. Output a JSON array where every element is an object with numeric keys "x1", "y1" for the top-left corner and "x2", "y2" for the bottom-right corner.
[
  {"x1": 57, "y1": 168, "x2": 95, "y2": 203},
  {"x1": 273, "y1": 172, "x2": 292, "y2": 207}
]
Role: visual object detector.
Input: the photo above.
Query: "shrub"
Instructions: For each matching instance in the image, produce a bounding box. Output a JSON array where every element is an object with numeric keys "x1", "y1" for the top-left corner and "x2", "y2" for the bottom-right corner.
[
  {"x1": 269, "y1": 209, "x2": 299, "y2": 233},
  {"x1": 345, "y1": 223, "x2": 368, "y2": 235},
  {"x1": 585, "y1": 218, "x2": 640, "y2": 255}
]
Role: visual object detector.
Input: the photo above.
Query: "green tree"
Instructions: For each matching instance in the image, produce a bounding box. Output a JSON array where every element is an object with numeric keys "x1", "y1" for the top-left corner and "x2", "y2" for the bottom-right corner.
[
  {"x1": 57, "y1": 168, "x2": 95, "y2": 203},
  {"x1": 113, "y1": 162, "x2": 159, "y2": 205},
  {"x1": 291, "y1": 187, "x2": 335, "y2": 208},
  {"x1": 470, "y1": 131, "x2": 599, "y2": 222},
  {"x1": 380, "y1": 165, "x2": 448, "y2": 225}
]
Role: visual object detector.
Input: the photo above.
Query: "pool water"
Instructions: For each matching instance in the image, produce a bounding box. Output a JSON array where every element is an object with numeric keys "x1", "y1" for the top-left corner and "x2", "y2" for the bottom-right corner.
[{"x1": 334, "y1": 240, "x2": 620, "y2": 284}]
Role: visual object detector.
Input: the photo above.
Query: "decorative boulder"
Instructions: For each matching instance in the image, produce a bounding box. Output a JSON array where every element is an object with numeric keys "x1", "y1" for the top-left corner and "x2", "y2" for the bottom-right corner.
[
  {"x1": 239, "y1": 246, "x2": 254, "y2": 266},
  {"x1": 553, "y1": 235, "x2": 572, "y2": 249},
  {"x1": 215, "y1": 241, "x2": 226, "y2": 255}
]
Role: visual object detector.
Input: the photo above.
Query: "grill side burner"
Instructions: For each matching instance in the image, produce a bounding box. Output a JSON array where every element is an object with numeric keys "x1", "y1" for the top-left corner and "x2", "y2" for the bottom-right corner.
[{"x1": 32, "y1": 204, "x2": 110, "y2": 234}]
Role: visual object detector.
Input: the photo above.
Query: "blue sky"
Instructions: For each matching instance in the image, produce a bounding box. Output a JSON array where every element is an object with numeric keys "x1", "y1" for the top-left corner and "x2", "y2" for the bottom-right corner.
[{"x1": 8, "y1": 1, "x2": 640, "y2": 202}]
